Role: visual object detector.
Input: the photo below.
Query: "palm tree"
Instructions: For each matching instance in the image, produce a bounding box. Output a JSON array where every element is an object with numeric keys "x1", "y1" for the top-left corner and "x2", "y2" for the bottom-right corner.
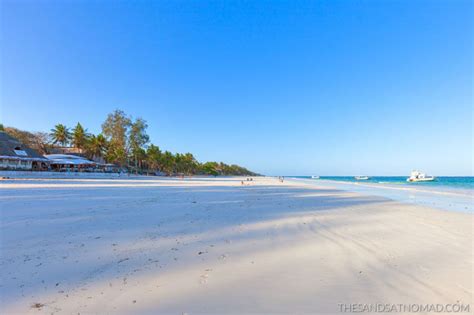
[
  {"x1": 182, "y1": 153, "x2": 198, "y2": 175},
  {"x1": 202, "y1": 161, "x2": 219, "y2": 176},
  {"x1": 71, "y1": 122, "x2": 89, "y2": 151},
  {"x1": 50, "y1": 124, "x2": 70, "y2": 146},
  {"x1": 146, "y1": 144, "x2": 162, "y2": 171},
  {"x1": 161, "y1": 151, "x2": 176, "y2": 175},
  {"x1": 86, "y1": 134, "x2": 107, "y2": 161}
]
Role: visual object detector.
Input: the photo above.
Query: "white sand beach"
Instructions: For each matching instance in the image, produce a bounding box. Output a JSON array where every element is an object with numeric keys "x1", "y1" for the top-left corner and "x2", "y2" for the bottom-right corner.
[{"x1": 1, "y1": 176, "x2": 472, "y2": 314}]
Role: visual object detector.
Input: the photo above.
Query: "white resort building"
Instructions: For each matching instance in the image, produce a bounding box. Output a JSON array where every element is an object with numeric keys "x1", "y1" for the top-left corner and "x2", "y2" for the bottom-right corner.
[
  {"x1": 0, "y1": 131, "x2": 49, "y2": 170},
  {"x1": 44, "y1": 154, "x2": 96, "y2": 172},
  {"x1": 44, "y1": 154, "x2": 120, "y2": 173},
  {"x1": 0, "y1": 131, "x2": 120, "y2": 173}
]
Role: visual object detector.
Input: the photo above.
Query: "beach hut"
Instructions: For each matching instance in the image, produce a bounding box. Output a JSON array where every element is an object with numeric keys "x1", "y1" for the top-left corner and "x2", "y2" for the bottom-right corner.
[{"x1": 0, "y1": 131, "x2": 49, "y2": 170}]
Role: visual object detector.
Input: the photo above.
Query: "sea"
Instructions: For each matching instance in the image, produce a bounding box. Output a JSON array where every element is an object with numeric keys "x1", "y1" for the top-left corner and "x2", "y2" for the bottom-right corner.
[
  {"x1": 291, "y1": 176, "x2": 474, "y2": 191},
  {"x1": 289, "y1": 176, "x2": 473, "y2": 213}
]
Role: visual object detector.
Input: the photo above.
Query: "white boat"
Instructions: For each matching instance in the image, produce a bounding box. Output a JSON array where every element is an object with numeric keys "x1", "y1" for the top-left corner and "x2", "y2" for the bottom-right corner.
[
  {"x1": 311, "y1": 175, "x2": 320, "y2": 179},
  {"x1": 407, "y1": 170, "x2": 435, "y2": 182},
  {"x1": 354, "y1": 176, "x2": 369, "y2": 180}
]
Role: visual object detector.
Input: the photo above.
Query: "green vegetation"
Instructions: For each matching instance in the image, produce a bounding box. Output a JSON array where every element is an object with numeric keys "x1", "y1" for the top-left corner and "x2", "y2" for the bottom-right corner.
[
  {"x1": 50, "y1": 124, "x2": 71, "y2": 146},
  {"x1": 3, "y1": 110, "x2": 258, "y2": 176},
  {"x1": 71, "y1": 123, "x2": 88, "y2": 151},
  {"x1": 4, "y1": 126, "x2": 51, "y2": 155},
  {"x1": 85, "y1": 134, "x2": 107, "y2": 161},
  {"x1": 101, "y1": 109, "x2": 131, "y2": 166}
]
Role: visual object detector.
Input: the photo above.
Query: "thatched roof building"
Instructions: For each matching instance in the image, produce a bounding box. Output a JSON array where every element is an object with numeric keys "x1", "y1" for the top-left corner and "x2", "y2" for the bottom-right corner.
[{"x1": 0, "y1": 131, "x2": 49, "y2": 170}]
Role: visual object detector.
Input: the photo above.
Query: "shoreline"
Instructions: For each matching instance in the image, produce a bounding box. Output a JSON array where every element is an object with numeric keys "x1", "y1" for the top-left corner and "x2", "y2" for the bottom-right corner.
[
  {"x1": 290, "y1": 177, "x2": 473, "y2": 213},
  {"x1": 289, "y1": 176, "x2": 473, "y2": 195}
]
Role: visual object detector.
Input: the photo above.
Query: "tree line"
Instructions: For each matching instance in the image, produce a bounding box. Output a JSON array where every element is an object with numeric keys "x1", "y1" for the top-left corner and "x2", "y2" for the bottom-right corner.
[{"x1": 1, "y1": 110, "x2": 258, "y2": 176}]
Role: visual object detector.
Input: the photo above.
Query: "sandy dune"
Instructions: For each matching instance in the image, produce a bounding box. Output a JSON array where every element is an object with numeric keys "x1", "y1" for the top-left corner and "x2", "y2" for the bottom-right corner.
[{"x1": 0, "y1": 177, "x2": 472, "y2": 314}]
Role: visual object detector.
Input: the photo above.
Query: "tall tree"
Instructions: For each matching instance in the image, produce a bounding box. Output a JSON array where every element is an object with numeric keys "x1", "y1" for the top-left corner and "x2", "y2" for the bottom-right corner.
[
  {"x1": 86, "y1": 134, "x2": 108, "y2": 161},
  {"x1": 101, "y1": 110, "x2": 131, "y2": 165},
  {"x1": 202, "y1": 161, "x2": 219, "y2": 176},
  {"x1": 129, "y1": 117, "x2": 150, "y2": 172},
  {"x1": 134, "y1": 147, "x2": 147, "y2": 173},
  {"x1": 71, "y1": 122, "x2": 89, "y2": 151},
  {"x1": 50, "y1": 124, "x2": 70, "y2": 146},
  {"x1": 146, "y1": 144, "x2": 162, "y2": 171},
  {"x1": 181, "y1": 153, "x2": 198, "y2": 175},
  {"x1": 161, "y1": 151, "x2": 176, "y2": 175}
]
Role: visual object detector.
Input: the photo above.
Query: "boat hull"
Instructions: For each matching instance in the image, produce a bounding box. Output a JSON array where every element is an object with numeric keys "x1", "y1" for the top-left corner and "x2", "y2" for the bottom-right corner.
[{"x1": 407, "y1": 177, "x2": 435, "y2": 182}]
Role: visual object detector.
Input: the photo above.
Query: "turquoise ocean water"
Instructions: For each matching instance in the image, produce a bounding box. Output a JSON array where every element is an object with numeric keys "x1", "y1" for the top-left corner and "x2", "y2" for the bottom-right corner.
[{"x1": 291, "y1": 176, "x2": 474, "y2": 191}]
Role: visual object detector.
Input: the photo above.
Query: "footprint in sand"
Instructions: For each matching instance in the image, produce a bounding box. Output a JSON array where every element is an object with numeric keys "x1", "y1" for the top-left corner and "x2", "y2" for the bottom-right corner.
[
  {"x1": 31, "y1": 302, "x2": 44, "y2": 310},
  {"x1": 199, "y1": 274, "x2": 209, "y2": 284}
]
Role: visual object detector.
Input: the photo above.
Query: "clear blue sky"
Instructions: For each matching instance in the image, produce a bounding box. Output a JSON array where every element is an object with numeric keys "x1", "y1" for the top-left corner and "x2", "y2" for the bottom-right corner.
[{"x1": 1, "y1": 0, "x2": 472, "y2": 175}]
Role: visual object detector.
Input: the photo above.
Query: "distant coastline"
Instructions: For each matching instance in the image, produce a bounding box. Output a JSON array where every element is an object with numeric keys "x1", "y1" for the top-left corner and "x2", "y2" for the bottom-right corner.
[{"x1": 0, "y1": 109, "x2": 258, "y2": 176}]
